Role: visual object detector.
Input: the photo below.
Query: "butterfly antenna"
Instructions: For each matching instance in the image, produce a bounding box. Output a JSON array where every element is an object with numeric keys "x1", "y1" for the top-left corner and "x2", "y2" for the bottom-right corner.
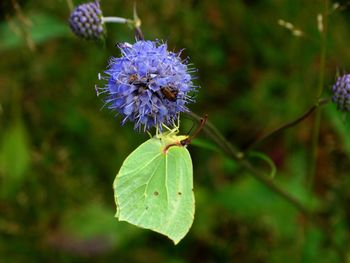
[
  {"x1": 163, "y1": 114, "x2": 208, "y2": 153},
  {"x1": 187, "y1": 122, "x2": 196, "y2": 136},
  {"x1": 181, "y1": 114, "x2": 208, "y2": 146}
]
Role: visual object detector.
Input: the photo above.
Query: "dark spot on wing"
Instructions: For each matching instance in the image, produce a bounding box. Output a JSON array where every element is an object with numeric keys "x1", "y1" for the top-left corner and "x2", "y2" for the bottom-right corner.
[{"x1": 153, "y1": 191, "x2": 159, "y2": 196}]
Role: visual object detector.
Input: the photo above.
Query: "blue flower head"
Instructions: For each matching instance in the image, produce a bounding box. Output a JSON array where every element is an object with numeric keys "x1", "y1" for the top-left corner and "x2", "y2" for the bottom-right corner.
[
  {"x1": 69, "y1": 0, "x2": 104, "y2": 40},
  {"x1": 97, "y1": 40, "x2": 197, "y2": 131},
  {"x1": 332, "y1": 74, "x2": 350, "y2": 112}
]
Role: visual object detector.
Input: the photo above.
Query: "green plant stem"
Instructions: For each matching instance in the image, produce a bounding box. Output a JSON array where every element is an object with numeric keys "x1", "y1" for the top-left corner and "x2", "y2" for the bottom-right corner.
[
  {"x1": 186, "y1": 111, "x2": 311, "y2": 217},
  {"x1": 133, "y1": 2, "x2": 144, "y2": 41},
  {"x1": 102, "y1": 17, "x2": 132, "y2": 24},
  {"x1": 187, "y1": 111, "x2": 348, "y2": 261},
  {"x1": 309, "y1": 0, "x2": 328, "y2": 189},
  {"x1": 65, "y1": 0, "x2": 73, "y2": 11},
  {"x1": 245, "y1": 98, "x2": 330, "y2": 151}
]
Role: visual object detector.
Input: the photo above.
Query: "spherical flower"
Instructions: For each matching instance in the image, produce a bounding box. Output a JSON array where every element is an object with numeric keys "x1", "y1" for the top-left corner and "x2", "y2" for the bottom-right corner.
[
  {"x1": 68, "y1": 0, "x2": 104, "y2": 40},
  {"x1": 332, "y1": 74, "x2": 350, "y2": 111},
  {"x1": 96, "y1": 40, "x2": 197, "y2": 131}
]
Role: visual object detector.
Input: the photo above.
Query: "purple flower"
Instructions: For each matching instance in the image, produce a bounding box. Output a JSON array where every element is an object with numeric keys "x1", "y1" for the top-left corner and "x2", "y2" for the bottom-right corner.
[
  {"x1": 333, "y1": 74, "x2": 350, "y2": 111},
  {"x1": 68, "y1": 0, "x2": 104, "y2": 40},
  {"x1": 97, "y1": 40, "x2": 197, "y2": 131}
]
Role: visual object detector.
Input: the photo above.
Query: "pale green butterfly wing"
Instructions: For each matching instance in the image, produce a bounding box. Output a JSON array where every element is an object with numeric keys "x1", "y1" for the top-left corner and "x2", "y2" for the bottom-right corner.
[{"x1": 113, "y1": 137, "x2": 194, "y2": 244}]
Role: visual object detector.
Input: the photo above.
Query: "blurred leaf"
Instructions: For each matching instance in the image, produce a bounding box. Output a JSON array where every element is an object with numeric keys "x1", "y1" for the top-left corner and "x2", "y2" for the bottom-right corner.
[
  {"x1": 0, "y1": 122, "x2": 30, "y2": 197},
  {"x1": 30, "y1": 14, "x2": 70, "y2": 42},
  {"x1": 216, "y1": 175, "x2": 300, "y2": 238},
  {"x1": 283, "y1": 148, "x2": 320, "y2": 211},
  {"x1": 300, "y1": 226, "x2": 338, "y2": 263},
  {"x1": 223, "y1": 156, "x2": 239, "y2": 173},
  {"x1": 0, "y1": 13, "x2": 70, "y2": 51},
  {"x1": 62, "y1": 202, "x2": 141, "y2": 246},
  {"x1": 325, "y1": 105, "x2": 350, "y2": 157},
  {"x1": 191, "y1": 186, "x2": 218, "y2": 238}
]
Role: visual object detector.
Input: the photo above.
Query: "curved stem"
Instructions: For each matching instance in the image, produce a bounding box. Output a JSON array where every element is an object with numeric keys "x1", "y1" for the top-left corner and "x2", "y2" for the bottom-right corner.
[
  {"x1": 245, "y1": 98, "x2": 330, "y2": 151},
  {"x1": 185, "y1": 111, "x2": 311, "y2": 217}
]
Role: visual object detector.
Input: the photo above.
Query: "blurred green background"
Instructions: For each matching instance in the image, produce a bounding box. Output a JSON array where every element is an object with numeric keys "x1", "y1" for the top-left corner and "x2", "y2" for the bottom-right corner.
[{"x1": 1, "y1": 0, "x2": 350, "y2": 262}]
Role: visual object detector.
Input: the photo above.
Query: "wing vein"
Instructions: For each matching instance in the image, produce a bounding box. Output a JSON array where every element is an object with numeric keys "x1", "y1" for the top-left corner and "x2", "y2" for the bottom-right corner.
[{"x1": 119, "y1": 152, "x2": 162, "y2": 177}]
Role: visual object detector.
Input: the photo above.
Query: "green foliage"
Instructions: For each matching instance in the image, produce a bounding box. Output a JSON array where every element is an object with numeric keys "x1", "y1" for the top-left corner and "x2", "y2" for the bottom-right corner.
[
  {"x1": 114, "y1": 136, "x2": 194, "y2": 244},
  {"x1": 216, "y1": 176, "x2": 298, "y2": 237},
  {"x1": 62, "y1": 201, "x2": 142, "y2": 245},
  {"x1": 0, "y1": 122, "x2": 30, "y2": 198},
  {"x1": 0, "y1": 13, "x2": 70, "y2": 51},
  {"x1": 325, "y1": 106, "x2": 350, "y2": 156},
  {"x1": 1, "y1": 0, "x2": 350, "y2": 262}
]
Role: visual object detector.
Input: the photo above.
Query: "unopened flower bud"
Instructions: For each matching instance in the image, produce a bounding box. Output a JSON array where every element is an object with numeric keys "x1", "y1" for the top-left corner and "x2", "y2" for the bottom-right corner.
[
  {"x1": 69, "y1": 1, "x2": 104, "y2": 40},
  {"x1": 332, "y1": 74, "x2": 350, "y2": 111}
]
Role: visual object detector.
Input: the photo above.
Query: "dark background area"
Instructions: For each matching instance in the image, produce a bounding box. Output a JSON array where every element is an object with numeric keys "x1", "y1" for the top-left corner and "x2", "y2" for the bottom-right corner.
[{"x1": 1, "y1": 0, "x2": 350, "y2": 262}]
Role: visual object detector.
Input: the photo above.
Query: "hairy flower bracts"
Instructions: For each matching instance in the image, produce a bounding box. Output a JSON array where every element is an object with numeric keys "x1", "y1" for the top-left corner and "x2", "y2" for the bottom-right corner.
[
  {"x1": 332, "y1": 74, "x2": 350, "y2": 112},
  {"x1": 97, "y1": 40, "x2": 197, "y2": 131},
  {"x1": 69, "y1": 0, "x2": 104, "y2": 40}
]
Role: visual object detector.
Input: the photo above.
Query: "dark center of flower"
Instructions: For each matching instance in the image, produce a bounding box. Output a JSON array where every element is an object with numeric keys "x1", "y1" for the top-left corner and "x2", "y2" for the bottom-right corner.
[{"x1": 127, "y1": 74, "x2": 179, "y2": 102}]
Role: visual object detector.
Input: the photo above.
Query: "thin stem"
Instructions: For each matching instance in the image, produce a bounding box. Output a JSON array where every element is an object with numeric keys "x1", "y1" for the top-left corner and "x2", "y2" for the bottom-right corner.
[
  {"x1": 184, "y1": 114, "x2": 208, "y2": 145},
  {"x1": 308, "y1": 0, "x2": 328, "y2": 189},
  {"x1": 102, "y1": 17, "x2": 132, "y2": 24},
  {"x1": 185, "y1": 112, "x2": 311, "y2": 216},
  {"x1": 102, "y1": 3, "x2": 144, "y2": 40},
  {"x1": 133, "y1": 2, "x2": 144, "y2": 40},
  {"x1": 186, "y1": 112, "x2": 241, "y2": 158},
  {"x1": 245, "y1": 98, "x2": 330, "y2": 151},
  {"x1": 187, "y1": 111, "x2": 346, "y2": 260},
  {"x1": 65, "y1": 0, "x2": 73, "y2": 12},
  {"x1": 134, "y1": 27, "x2": 144, "y2": 41}
]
